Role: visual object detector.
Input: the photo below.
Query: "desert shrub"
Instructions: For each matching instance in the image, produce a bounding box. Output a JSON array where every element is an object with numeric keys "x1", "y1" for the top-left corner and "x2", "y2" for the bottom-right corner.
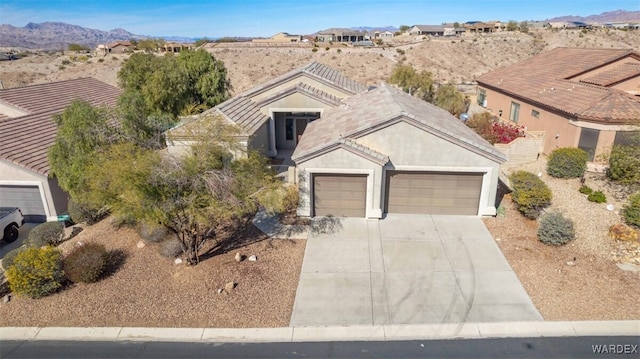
[
  {"x1": 98, "y1": 58, "x2": 104, "y2": 63},
  {"x1": 587, "y1": 190, "x2": 606, "y2": 203},
  {"x1": 26, "y1": 221, "x2": 64, "y2": 247},
  {"x1": 325, "y1": 47, "x2": 330, "y2": 51},
  {"x1": 258, "y1": 184, "x2": 300, "y2": 215},
  {"x1": 537, "y1": 212, "x2": 575, "y2": 245},
  {"x1": 63, "y1": 243, "x2": 107, "y2": 283},
  {"x1": 1, "y1": 247, "x2": 26, "y2": 270},
  {"x1": 465, "y1": 113, "x2": 524, "y2": 144},
  {"x1": 396, "y1": 48, "x2": 405, "y2": 55},
  {"x1": 159, "y1": 238, "x2": 183, "y2": 258},
  {"x1": 68, "y1": 199, "x2": 106, "y2": 225},
  {"x1": 546, "y1": 147, "x2": 588, "y2": 178},
  {"x1": 579, "y1": 185, "x2": 593, "y2": 195},
  {"x1": 607, "y1": 145, "x2": 640, "y2": 186},
  {"x1": 58, "y1": 65, "x2": 66, "y2": 70},
  {"x1": 137, "y1": 222, "x2": 169, "y2": 243},
  {"x1": 623, "y1": 193, "x2": 640, "y2": 228},
  {"x1": 61, "y1": 59, "x2": 71, "y2": 65},
  {"x1": 6, "y1": 247, "x2": 64, "y2": 298},
  {"x1": 510, "y1": 171, "x2": 552, "y2": 219},
  {"x1": 311, "y1": 47, "x2": 318, "y2": 52}
]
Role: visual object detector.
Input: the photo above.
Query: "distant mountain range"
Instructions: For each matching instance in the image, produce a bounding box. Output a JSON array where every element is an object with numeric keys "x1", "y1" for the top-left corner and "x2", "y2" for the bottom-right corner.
[
  {"x1": 546, "y1": 9, "x2": 640, "y2": 23},
  {"x1": 1, "y1": 10, "x2": 638, "y2": 50}
]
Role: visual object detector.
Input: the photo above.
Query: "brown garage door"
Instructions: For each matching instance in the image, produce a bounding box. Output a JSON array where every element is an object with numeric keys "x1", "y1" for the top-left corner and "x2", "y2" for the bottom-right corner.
[
  {"x1": 385, "y1": 171, "x2": 482, "y2": 215},
  {"x1": 313, "y1": 174, "x2": 367, "y2": 217}
]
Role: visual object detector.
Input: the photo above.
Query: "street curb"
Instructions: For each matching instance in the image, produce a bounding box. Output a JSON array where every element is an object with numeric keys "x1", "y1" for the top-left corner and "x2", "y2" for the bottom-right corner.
[{"x1": 1, "y1": 321, "x2": 638, "y2": 342}]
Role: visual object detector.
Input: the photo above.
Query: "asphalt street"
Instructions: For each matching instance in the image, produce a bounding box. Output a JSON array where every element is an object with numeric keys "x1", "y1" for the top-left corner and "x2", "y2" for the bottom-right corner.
[{"x1": 1, "y1": 336, "x2": 639, "y2": 359}]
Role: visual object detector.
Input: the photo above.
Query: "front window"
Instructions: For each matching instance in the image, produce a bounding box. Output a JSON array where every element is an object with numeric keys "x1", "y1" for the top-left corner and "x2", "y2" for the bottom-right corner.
[
  {"x1": 509, "y1": 102, "x2": 520, "y2": 123},
  {"x1": 578, "y1": 128, "x2": 600, "y2": 161}
]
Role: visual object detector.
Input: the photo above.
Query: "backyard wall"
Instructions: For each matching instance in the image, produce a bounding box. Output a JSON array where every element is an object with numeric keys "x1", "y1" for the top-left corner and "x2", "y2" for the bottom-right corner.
[{"x1": 494, "y1": 131, "x2": 545, "y2": 169}]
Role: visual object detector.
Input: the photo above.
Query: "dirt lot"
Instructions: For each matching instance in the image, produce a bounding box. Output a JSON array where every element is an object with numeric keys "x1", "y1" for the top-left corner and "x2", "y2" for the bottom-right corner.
[{"x1": 0, "y1": 219, "x2": 306, "y2": 328}]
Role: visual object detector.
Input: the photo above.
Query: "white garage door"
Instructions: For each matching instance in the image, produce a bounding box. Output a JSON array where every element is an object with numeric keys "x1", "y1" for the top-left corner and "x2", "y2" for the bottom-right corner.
[
  {"x1": 0, "y1": 184, "x2": 46, "y2": 222},
  {"x1": 385, "y1": 171, "x2": 483, "y2": 215}
]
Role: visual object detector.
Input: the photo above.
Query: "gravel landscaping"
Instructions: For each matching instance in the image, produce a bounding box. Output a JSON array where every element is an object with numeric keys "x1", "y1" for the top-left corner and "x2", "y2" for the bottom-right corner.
[
  {"x1": 0, "y1": 218, "x2": 306, "y2": 328},
  {"x1": 484, "y1": 157, "x2": 640, "y2": 321}
]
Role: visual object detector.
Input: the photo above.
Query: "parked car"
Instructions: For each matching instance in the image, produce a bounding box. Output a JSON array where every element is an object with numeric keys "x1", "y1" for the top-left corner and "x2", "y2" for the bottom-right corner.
[{"x1": 0, "y1": 207, "x2": 25, "y2": 243}]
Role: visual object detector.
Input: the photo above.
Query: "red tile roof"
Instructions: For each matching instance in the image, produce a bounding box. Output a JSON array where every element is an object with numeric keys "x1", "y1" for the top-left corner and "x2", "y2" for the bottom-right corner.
[
  {"x1": 579, "y1": 62, "x2": 640, "y2": 87},
  {"x1": 477, "y1": 47, "x2": 640, "y2": 124},
  {"x1": 0, "y1": 78, "x2": 121, "y2": 176}
]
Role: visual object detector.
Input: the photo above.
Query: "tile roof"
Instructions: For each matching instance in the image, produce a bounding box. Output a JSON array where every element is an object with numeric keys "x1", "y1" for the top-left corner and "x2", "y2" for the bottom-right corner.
[
  {"x1": 579, "y1": 62, "x2": 640, "y2": 87},
  {"x1": 477, "y1": 47, "x2": 640, "y2": 124},
  {"x1": 170, "y1": 62, "x2": 364, "y2": 137},
  {"x1": 0, "y1": 78, "x2": 122, "y2": 176},
  {"x1": 292, "y1": 82, "x2": 506, "y2": 164}
]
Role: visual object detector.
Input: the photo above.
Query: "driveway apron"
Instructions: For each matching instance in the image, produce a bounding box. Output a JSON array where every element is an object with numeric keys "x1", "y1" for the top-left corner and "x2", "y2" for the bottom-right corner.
[{"x1": 290, "y1": 215, "x2": 542, "y2": 326}]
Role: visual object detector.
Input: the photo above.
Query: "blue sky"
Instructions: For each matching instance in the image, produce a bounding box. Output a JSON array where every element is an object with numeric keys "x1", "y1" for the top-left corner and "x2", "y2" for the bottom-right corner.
[{"x1": 1, "y1": 0, "x2": 638, "y2": 38}]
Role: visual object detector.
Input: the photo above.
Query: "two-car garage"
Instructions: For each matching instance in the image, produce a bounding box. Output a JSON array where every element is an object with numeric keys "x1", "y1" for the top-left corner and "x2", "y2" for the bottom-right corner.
[{"x1": 311, "y1": 171, "x2": 484, "y2": 217}]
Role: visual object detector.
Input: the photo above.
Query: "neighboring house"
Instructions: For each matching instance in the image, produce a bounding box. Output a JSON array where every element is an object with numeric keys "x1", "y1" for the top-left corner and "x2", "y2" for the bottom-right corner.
[
  {"x1": 160, "y1": 42, "x2": 195, "y2": 52},
  {"x1": 373, "y1": 31, "x2": 394, "y2": 39},
  {"x1": 252, "y1": 32, "x2": 303, "y2": 43},
  {"x1": 408, "y1": 25, "x2": 445, "y2": 36},
  {"x1": 167, "y1": 62, "x2": 506, "y2": 218},
  {"x1": 166, "y1": 62, "x2": 366, "y2": 159},
  {"x1": 108, "y1": 40, "x2": 134, "y2": 53},
  {"x1": 0, "y1": 78, "x2": 122, "y2": 222},
  {"x1": 464, "y1": 22, "x2": 495, "y2": 33},
  {"x1": 315, "y1": 28, "x2": 368, "y2": 42},
  {"x1": 292, "y1": 83, "x2": 506, "y2": 218},
  {"x1": 476, "y1": 47, "x2": 640, "y2": 163}
]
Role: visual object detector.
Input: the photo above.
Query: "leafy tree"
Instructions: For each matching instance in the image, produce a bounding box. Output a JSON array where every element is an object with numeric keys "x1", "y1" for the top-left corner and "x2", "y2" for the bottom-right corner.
[
  {"x1": 85, "y1": 116, "x2": 289, "y2": 265},
  {"x1": 68, "y1": 43, "x2": 89, "y2": 52},
  {"x1": 507, "y1": 20, "x2": 519, "y2": 31},
  {"x1": 118, "y1": 50, "x2": 230, "y2": 118},
  {"x1": 117, "y1": 90, "x2": 174, "y2": 149},
  {"x1": 48, "y1": 100, "x2": 119, "y2": 200},
  {"x1": 435, "y1": 83, "x2": 469, "y2": 116},
  {"x1": 399, "y1": 25, "x2": 410, "y2": 33},
  {"x1": 136, "y1": 38, "x2": 165, "y2": 52},
  {"x1": 453, "y1": 22, "x2": 461, "y2": 28},
  {"x1": 519, "y1": 21, "x2": 529, "y2": 33},
  {"x1": 388, "y1": 64, "x2": 434, "y2": 102}
]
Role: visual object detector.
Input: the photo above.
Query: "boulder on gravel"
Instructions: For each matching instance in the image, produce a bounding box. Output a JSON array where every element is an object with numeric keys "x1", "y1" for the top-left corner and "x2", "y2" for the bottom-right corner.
[{"x1": 609, "y1": 223, "x2": 639, "y2": 242}]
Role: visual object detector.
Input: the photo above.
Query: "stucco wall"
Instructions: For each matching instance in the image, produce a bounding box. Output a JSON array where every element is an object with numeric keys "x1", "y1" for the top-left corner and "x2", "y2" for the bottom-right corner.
[
  {"x1": 259, "y1": 92, "x2": 332, "y2": 116},
  {"x1": 494, "y1": 131, "x2": 545, "y2": 168},
  {"x1": 296, "y1": 148, "x2": 381, "y2": 218},
  {"x1": 481, "y1": 87, "x2": 581, "y2": 154},
  {"x1": 248, "y1": 121, "x2": 270, "y2": 155}
]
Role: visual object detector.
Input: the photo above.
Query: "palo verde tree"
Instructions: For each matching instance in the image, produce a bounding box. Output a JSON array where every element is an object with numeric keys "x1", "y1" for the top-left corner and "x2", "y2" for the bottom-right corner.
[
  {"x1": 48, "y1": 100, "x2": 120, "y2": 201},
  {"x1": 84, "y1": 116, "x2": 294, "y2": 265},
  {"x1": 388, "y1": 64, "x2": 435, "y2": 102},
  {"x1": 435, "y1": 83, "x2": 470, "y2": 117}
]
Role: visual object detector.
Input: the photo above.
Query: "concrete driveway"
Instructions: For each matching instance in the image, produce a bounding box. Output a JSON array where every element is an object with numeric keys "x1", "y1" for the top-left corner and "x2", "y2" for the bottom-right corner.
[{"x1": 290, "y1": 215, "x2": 542, "y2": 326}]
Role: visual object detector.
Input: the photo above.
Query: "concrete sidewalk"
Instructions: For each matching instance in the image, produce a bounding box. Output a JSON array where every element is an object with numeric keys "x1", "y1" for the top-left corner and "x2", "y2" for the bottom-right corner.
[
  {"x1": 1, "y1": 321, "x2": 638, "y2": 342},
  {"x1": 290, "y1": 215, "x2": 542, "y2": 327}
]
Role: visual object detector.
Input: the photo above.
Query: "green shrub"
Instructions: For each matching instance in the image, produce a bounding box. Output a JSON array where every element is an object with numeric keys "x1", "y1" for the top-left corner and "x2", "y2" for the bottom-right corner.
[
  {"x1": 325, "y1": 47, "x2": 330, "y2": 51},
  {"x1": 538, "y1": 212, "x2": 575, "y2": 245},
  {"x1": 623, "y1": 193, "x2": 640, "y2": 228},
  {"x1": 63, "y1": 243, "x2": 107, "y2": 283},
  {"x1": 510, "y1": 171, "x2": 552, "y2": 219},
  {"x1": 587, "y1": 190, "x2": 606, "y2": 203},
  {"x1": 546, "y1": 147, "x2": 588, "y2": 178},
  {"x1": 1, "y1": 247, "x2": 26, "y2": 270},
  {"x1": 159, "y1": 238, "x2": 183, "y2": 258},
  {"x1": 68, "y1": 199, "x2": 106, "y2": 225},
  {"x1": 6, "y1": 247, "x2": 64, "y2": 298},
  {"x1": 137, "y1": 222, "x2": 169, "y2": 243},
  {"x1": 579, "y1": 185, "x2": 593, "y2": 195},
  {"x1": 26, "y1": 222, "x2": 64, "y2": 247},
  {"x1": 311, "y1": 47, "x2": 318, "y2": 52},
  {"x1": 607, "y1": 145, "x2": 640, "y2": 185}
]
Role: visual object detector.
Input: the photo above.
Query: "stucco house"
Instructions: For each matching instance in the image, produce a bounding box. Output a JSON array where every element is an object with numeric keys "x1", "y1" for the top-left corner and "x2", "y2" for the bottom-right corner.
[
  {"x1": 408, "y1": 25, "x2": 445, "y2": 36},
  {"x1": 167, "y1": 62, "x2": 506, "y2": 218},
  {"x1": 0, "y1": 78, "x2": 121, "y2": 222},
  {"x1": 476, "y1": 47, "x2": 640, "y2": 163}
]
